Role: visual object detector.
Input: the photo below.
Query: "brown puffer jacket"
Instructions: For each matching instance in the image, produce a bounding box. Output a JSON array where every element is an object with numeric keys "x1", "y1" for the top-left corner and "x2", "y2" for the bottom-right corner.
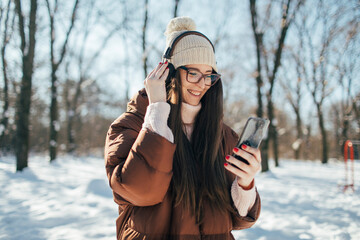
[{"x1": 104, "y1": 89, "x2": 261, "y2": 240}]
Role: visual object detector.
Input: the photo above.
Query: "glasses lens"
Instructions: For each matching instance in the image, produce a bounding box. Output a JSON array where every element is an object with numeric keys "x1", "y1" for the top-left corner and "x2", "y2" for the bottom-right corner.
[
  {"x1": 207, "y1": 74, "x2": 220, "y2": 85},
  {"x1": 187, "y1": 69, "x2": 201, "y2": 82}
]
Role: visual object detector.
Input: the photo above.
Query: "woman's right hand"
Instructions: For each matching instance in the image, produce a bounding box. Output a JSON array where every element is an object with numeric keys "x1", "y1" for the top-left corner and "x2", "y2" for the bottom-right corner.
[{"x1": 144, "y1": 61, "x2": 169, "y2": 104}]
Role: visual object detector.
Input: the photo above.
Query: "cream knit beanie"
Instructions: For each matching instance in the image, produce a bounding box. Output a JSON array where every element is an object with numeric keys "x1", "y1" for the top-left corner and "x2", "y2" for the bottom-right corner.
[{"x1": 163, "y1": 17, "x2": 218, "y2": 72}]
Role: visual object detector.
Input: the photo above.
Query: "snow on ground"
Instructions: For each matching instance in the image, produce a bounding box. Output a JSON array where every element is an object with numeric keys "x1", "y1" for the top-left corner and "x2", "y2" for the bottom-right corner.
[
  {"x1": 0, "y1": 155, "x2": 118, "y2": 240},
  {"x1": 233, "y1": 159, "x2": 360, "y2": 240},
  {"x1": 0, "y1": 154, "x2": 359, "y2": 240}
]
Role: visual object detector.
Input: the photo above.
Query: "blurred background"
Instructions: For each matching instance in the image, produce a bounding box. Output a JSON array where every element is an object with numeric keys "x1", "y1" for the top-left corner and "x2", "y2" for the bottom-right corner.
[{"x1": 0, "y1": 0, "x2": 359, "y2": 171}]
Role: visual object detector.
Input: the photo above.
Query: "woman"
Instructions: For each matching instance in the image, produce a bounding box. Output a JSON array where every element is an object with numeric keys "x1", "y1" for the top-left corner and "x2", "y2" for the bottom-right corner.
[{"x1": 105, "y1": 16, "x2": 261, "y2": 240}]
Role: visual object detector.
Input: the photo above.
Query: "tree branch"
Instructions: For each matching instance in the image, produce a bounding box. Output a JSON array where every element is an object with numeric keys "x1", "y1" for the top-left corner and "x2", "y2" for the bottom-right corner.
[
  {"x1": 45, "y1": 0, "x2": 55, "y2": 68},
  {"x1": 14, "y1": 0, "x2": 26, "y2": 54},
  {"x1": 57, "y1": 0, "x2": 80, "y2": 70},
  {"x1": 250, "y1": 0, "x2": 264, "y2": 117}
]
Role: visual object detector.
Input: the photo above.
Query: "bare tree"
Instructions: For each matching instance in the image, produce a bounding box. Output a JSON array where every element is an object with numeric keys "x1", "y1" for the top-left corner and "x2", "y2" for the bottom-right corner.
[
  {"x1": 294, "y1": 0, "x2": 356, "y2": 163},
  {"x1": 63, "y1": 0, "x2": 123, "y2": 153},
  {"x1": 330, "y1": 14, "x2": 359, "y2": 156},
  {"x1": 249, "y1": 0, "x2": 303, "y2": 171},
  {"x1": 116, "y1": 0, "x2": 139, "y2": 103},
  {"x1": 299, "y1": 13, "x2": 331, "y2": 164},
  {"x1": 0, "y1": 0, "x2": 15, "y2": 151},
  {"x1": 45, "y1": 0, "x2": 80, "y2": 161},
  {"x1": 338, "y1": 28, "x2": 359, "y2": 146},
  {"x1": 279, "y1": 49, "x2": 305, "y2": 160},
  {"x1": 14, "y1": 0, "x2": 38, "y2": 171}
]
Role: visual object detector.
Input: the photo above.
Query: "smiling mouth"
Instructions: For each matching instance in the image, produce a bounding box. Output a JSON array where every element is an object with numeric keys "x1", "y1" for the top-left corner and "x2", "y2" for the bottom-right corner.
[{"x1": 188, "y1": 90, "x2": 201, "y2": 96}]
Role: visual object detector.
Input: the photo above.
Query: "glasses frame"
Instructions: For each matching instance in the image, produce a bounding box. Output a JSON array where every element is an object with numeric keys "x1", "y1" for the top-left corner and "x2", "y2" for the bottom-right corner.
[{"x1": 178, "y1": 66, "x2": 221, "y2": 86}]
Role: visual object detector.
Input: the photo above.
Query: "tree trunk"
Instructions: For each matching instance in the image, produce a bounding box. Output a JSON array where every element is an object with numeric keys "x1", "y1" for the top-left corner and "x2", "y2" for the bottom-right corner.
[
  {"x1": 0, "y1": 53, "x2": 9, "y2": 150},
  {"x1": 273, "y1": 125, "x2": 279, "y2": 166},
  {"x1": 49, "y1": 70, "x2": 58, "y2": 161},
  {"x1": 267, "y1": 98, "x2": 280, "y2": 167},
  {"x1": 0, "y1": 1, "x2": 11, "y2": 151},
  {"x1": 249, "y1": 0, "x2": 264, "y2": 119},
  {"x1": 64, "y1": 79, "x2": 75, "y2": 153},
  {"x1": 303, "y1": 124, "x2": 311, "y2": 160},
  {"x1": 14, "y1": 0, "x2": 37, "y2": 171},
  {"x1": 66, "y1": 76, "x2": 84, "y2": 153},
  {"x1": 316, "y1": 103, "x2": 328, "y2": 164},
  {"x1": 353, "y1": 99, "x2": 360, "y2": 140},
  {"x1": 341, "y1": 112, "x2": 350, "y2": 141},
  {"x1": 67, "y1": 114, "x2": 76, "y2": 153},
  {"x1": 294, "y1": 108, "x2": 302, "y2": 159},
  {"x1": 15, "y1": 62, "x2": 32, "y2": 170},
  {"x1": 261, "y1": 138, "x2": 270, "y2": 172}
]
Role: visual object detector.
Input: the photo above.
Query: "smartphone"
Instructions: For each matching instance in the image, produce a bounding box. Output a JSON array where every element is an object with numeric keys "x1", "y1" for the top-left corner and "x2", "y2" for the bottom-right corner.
[{"x1": 233, "y1": 117, "x2": 270, "y2": 164}]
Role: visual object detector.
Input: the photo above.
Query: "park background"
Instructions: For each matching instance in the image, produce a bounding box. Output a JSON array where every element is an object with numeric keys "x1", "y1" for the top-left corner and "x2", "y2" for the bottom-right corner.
[{"x1": 0, "y1": 0, "x2": 359, "y2": 239}]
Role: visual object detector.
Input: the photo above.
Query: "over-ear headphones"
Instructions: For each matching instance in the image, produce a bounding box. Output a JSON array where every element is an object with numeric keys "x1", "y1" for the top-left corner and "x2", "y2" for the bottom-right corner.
[{"x1": 162, "y1": 31, "x2": 215, "y2": 85}]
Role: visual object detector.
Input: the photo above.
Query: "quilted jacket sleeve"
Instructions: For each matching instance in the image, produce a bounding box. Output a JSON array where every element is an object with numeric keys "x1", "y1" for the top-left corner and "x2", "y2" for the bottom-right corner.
[
  {"x1": 231, "y1": 192, "x2": 261, "y2": 230},
  {"x1": 104, "y1": 112, "x2": 176, "y2": 207}
]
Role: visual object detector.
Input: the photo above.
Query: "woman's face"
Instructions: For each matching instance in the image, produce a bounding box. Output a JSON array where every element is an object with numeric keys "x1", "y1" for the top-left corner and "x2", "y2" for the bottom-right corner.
[{"x1": 179, "y1": 64, "x2": 212, "y2": 106}]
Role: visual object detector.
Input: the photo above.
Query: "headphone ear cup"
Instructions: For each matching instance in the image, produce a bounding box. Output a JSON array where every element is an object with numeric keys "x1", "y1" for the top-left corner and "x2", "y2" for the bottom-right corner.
[{"x1": 165, "y1": 62, "x2": 176, "y2": 85}]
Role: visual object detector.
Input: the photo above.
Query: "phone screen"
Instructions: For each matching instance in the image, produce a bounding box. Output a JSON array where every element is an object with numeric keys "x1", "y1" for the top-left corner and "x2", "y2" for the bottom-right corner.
[{"x1": 233, "y1": 117, "x2": 270, "y2": 164}]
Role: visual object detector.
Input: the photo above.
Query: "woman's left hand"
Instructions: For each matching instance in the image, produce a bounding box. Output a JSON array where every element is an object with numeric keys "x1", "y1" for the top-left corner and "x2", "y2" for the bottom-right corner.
[{"x1": 224, "y1": 144, "x2": 262, "y2": 189}]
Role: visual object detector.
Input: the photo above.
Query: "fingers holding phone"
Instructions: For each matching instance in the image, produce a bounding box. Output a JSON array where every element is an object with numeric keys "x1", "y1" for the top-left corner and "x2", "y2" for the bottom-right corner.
[
  {"x1": 236, "y1": 144, "x2": 262, "y2": 166},
  {"x1": 144, "y1": 61, "x2": 170, "y2": 104},
  {"x1": 224, "y1": 144, "x2": 261, "y2": 189}
]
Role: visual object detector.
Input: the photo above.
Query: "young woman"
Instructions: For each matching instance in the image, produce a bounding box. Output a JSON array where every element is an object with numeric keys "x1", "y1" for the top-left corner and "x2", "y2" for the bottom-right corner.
[{"x1": 105, "y1": 16, "x2": 261, "y2": 240}]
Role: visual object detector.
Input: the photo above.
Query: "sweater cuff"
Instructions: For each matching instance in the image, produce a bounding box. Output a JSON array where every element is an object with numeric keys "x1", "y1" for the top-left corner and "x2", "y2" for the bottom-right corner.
[
  {"x1": 231, "y1": 177, "x2": 257, "y2": 217},
  {"x1": 142, "y1": 102, "x2": 174, "y2": 143}
]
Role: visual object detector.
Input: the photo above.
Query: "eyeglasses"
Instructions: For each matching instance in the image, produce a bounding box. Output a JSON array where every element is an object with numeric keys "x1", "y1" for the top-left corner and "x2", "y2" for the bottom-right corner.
[{"x1": 178, "y1": 66, "x2": 221, "y2": 86}]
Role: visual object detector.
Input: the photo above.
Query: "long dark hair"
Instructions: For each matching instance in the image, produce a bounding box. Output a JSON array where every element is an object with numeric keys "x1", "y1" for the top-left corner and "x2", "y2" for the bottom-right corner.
[{"x1": 167, "y1": 70, "x2": 234, "y2": 223}]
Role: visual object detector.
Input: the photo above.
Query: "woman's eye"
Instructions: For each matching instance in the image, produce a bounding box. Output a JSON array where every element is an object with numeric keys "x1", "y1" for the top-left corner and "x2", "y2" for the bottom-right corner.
[{"x1": 189, "y1": 72, "x2": 198, "y2": 76}]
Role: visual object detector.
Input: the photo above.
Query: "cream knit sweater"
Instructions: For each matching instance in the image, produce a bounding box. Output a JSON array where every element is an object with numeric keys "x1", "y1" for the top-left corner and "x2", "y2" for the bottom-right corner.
[{"x1": 142, "y1": 102, "x2": 256, "y2": 217}]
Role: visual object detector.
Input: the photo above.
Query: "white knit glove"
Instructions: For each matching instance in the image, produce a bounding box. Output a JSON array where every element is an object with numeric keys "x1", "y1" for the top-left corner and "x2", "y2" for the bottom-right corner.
[{"x1": 144, "y1": 62, "x2": 169, "y2": 104}]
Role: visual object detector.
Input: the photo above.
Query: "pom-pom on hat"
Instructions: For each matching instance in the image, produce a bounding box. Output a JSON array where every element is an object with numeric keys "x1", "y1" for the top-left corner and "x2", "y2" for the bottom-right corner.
[{"x1": 163, "y1": 16, "x2": 218, "y2": 72}]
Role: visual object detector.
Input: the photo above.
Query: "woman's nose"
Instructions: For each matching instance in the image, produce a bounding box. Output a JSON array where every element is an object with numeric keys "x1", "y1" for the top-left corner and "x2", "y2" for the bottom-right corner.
[{"x1": 196, "y1": 77, "x2": 206, "y2": 89}]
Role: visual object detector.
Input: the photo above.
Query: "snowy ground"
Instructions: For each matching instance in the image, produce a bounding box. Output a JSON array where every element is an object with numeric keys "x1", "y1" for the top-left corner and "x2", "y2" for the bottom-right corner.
[{"x1": 0, "y1": 154, "x2": 359, "y2": 240}]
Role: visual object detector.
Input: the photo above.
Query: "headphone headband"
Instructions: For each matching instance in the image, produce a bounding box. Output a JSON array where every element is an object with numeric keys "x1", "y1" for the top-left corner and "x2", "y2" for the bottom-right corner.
[{"x1": 163, "y1": 31, "x2": 215, "y2": 60}]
